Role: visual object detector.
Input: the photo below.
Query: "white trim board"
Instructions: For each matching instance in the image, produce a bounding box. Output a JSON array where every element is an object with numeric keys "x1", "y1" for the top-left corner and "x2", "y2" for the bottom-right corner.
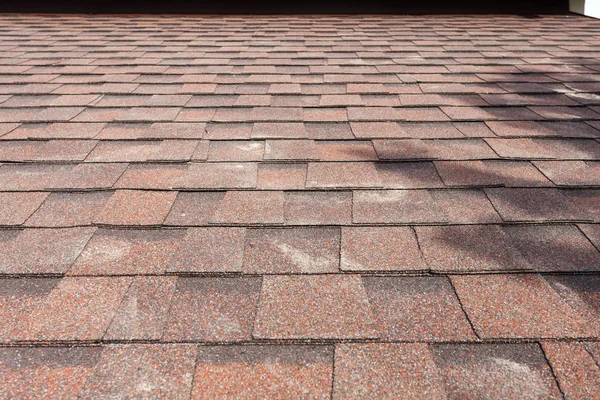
[{"x1": 570, "y1": 0, "x2": 600, "y2": 18}]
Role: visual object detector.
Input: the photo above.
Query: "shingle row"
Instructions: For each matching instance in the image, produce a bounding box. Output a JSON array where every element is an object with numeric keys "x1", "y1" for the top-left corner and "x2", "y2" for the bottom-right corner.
[
  {"x1": 2, "y1": 224, "x2": 599, "y2": 275},
  {"x1": 1, "y1": 273, "x2": 599, "y2": 343},
  {"x1": 4, "y1": 341, "x2": 600, "y2": 399}
]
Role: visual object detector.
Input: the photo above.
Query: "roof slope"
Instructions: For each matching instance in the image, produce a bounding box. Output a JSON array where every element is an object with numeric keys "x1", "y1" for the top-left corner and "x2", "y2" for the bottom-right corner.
[{"x1": 0, "y1": 13, "x2": 600, "y2": 399}]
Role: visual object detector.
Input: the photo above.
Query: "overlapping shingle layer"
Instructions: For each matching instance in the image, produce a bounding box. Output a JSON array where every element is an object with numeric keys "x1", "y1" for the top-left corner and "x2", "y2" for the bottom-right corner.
[{"x1": 0, "y1": 13, "x2": 599, "y2": 398}]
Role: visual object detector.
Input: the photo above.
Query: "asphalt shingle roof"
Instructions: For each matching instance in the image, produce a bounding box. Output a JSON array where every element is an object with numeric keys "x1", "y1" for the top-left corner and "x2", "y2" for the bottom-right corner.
[{"x1": 0, "y1": 13, "x2": 600, "y2": 399}]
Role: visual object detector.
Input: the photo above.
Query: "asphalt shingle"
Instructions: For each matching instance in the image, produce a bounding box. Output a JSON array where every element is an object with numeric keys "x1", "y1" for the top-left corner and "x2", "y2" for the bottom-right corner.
[
  {"x1": 164, "y1": 277, "x2": 261, "y2": 341},
  {"x1": 333, "y1": 344, "x2": 446, "y2": 399},
  {"x1": 254, "y1": 275, "x2": 378, "y2": 340},
  {"x1": 429, "y1": 343, "x2": 563, "y2": 399},
  {"x1": 363, "y1": 277, "x2": 477, "y2": 341},
  {"x1": 192, "y1": 346, "x2": 333, "y2": 399}
]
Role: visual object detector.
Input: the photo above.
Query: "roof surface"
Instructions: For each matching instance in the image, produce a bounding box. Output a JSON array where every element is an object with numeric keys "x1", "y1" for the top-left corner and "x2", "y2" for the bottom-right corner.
[{"x1": 0, "y1": 13, "x2": 600, "y2": 399}]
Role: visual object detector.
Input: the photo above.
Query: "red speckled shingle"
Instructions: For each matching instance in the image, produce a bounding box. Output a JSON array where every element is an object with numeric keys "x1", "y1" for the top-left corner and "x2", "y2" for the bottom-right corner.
[
  {"x1": 306, "y1": 162, "x2": 382, "y2": 188},
  {"x1": 80, "y1": 345, "x2": 197, "y2": 399},
  {"x1": 435, "y1": 160, "x2": 551, "y2": 187},
  {"x1": 333, "y1": 344, "x2": 446, "y2": 399},
  {"x1": 430, "y1": 189, "x2": 502, "y2": 223},
  {"x1": 0, "y1": 347, "x2": 102, "y2": 399},
  {"x1": 341, "y1": 227, "x2": 426, "y2": 272},
  {"x1": 167, "y1": 227, "x2": 246, "y2": 273},
  {"x1": 0, "y1": 227, "x2": 96, "y2": 274},
  {"x1": 534, "y1": 161, "x2": 600, "y2": 186},
  {"x1": 363, "y1": 276, "x2": 477, "y2": 341},
  {"x1": 70, "y1": 228, "x2": 186, "y2": 275},
  {"x1": 350, "y1": 121, "x2": 407, "y2": 138},
  {"x1": 264, "y1": 139, "x2": 318, "y2": 160},
  {"x1": 244, "y1": 227, "x2": 340, "y2": 273},
  {"x1": 284, "y1": 191, "x2": 352, "y2": 225},
  {"x1": 114, "y1": 164, "x2": 188, "y2": 190},
  {"x1": 0, "y1": 278, "x2": 59, "y2": 342},
  {"x1": 254, "y1": 275, "x2": 378, "y2": 340},
  {"x1": 377, "y1": 162, "x2": 444, "y2": 189},
  {"x1": 18, "y1": 276, "x2": 132, "y2": 341},
  {"x1": 430, "y1": 343, "x2": 563, "y2": 400},
  {"x1": 211, "y1": 191, "x2": 284, "y2": 225},
  {"x1": 316, "y1": 140, "x2": 378, "y2": 161},
  {"x1": 452, "y1": 274, "x2": 598, "y2": 339},
  {"x1": 564, "y1": 190, "x2": 600, "y2": 222},
  {"x1": 257, "y1": 163, "x2": 307, "y2": 189},
  {"x1": 164, "y1": 277, "x2": 261, "y2": 341},
  {"x1": 192, "y1": 345, "x2": 333, "y2": 399},
  {"x1": 542, "y1": 342, "x2": 600, "y2": 400},
  {"x1": 94, "y1": 190, "x2": 177, "y2": 226},
  {"x1": 504, "y1": 225, "x2": 600, "y2": 272},
  {"x1": 0, "y1": 192, "x2": 48, "y2": 226},
  {"x1": 542, "y1": 274, "x2": 600, "y2": 334},
  {"x1": 415, "y1": 225, "x2": 531, "y2": 272},
  {"x1": 164, "y1": 192, "x2": 224, "y2": 226},
  {"x1": 208, "y1": 140, "x2": 265, "y2": 161},
  {"x1": 485, "y1": 188, "x2": 588, "y2": 222},
  {"x1": 353, "y1": 190, "x2": 445, "y2": 224},
  {"x1": 105, "y1": 276, "x2": 177, "y2": 340},
  {"x1": 175, "y1": 163, "x2": 257, "y2": 189},
  {"x1": 25, "y1": 191, "x2": 112, "y2": 227},
  {"x1": 579, "y1": 223, "x2": 600, "y2": 248}
]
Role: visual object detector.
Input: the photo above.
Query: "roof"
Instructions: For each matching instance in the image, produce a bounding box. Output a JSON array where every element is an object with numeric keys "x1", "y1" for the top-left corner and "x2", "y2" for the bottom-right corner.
[{"x1": 1, "y1": 13, "x2": 600, "y2": 399}]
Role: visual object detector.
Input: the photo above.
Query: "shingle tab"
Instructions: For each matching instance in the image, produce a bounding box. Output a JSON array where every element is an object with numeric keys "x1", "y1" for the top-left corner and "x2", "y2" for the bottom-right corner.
[
  {"x1": 452, "y1": 274, "x2": 598, "y2": 339},
  {"x1": 25, "y1": 191, "x2": 112, "y2": 227},
  {"x1": 94, "y1": 190, "x2": 177, "y2": 226},
  {"x1": 504, "y1": 225, "x2": 600, "y2": 272},
  {"x1": 333, "y1": 344, "x2": 446, "y2": 399},
  {"x1": 167, "y1": 228, "x2": 246, "y2": 273},
  {"x1": 193, "y1": 345, "x2": 333, "y2": 399},
  {"x1": 416, "y1": 225, "x2": 530, "y2": 272},
  {"x1": 71, "y1": 228, "x2": 186, "y2": 275},
  {"x1": 211, "y1": 191, "x2": 284, "y2": 225},
  {"x1": 485, "y1": 188, "x2": 588, "y2": 222},
  {"x1": 430, "y1": 344, "x2": 562, "y2": 400},
  {"x1": 341, "y1": 227, "x2": 425, "y2": 272},
  {"x1": 363, "y1": 276, "x2": 477, "y2": 341},
  {"x1": 0, "y1": 192, "x2": 48, "y2": 226},
  {"x1": 164, "y1": 277, "x2": 261, "y2": 341},
  {"x1": 542, "y1": 341, "x2": 600, "y2": 400},
  {"x1": 80, "y1": 345, "x2": 196, "y2": 399},
  {"x1": 284, "y1": 191, "x2": 352, "y2": 225},
  {"x1": 244, "y1": 227, "x2": 340, "y2": 273},
  {"x1": 254, "y1": 275, "x2": 378, "y2": 339},
  {"x1": 175, "y1": 163, "x2": 257, "y2": 189},
  {"x1": 19, "y1": 277, "x2": 132, "y2": 341},
  {"x1": 435, "y1": 160, "x2": 551, "y2": 187},
  {"x1": 353, "y1": 190, "x2": 445, "y2": 224},
  {"x1": 0, "y1": 227, "x2": 96, "y2": 275},
  {"x1": 0, "y1": 347, "x2": 102, "y2": 399}
]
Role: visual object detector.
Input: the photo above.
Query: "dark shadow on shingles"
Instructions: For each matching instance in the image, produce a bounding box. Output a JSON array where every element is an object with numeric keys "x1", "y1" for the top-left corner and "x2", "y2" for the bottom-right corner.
[
  {"x1": 425, "y1": 169, "x2": 600, "y2": 273},
  {"x1": 389, "y1": 130, "x2": 600, "y2": 273},
  {"x1": 0, "y1": 277, "x2": 59, "y2": 297}
]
